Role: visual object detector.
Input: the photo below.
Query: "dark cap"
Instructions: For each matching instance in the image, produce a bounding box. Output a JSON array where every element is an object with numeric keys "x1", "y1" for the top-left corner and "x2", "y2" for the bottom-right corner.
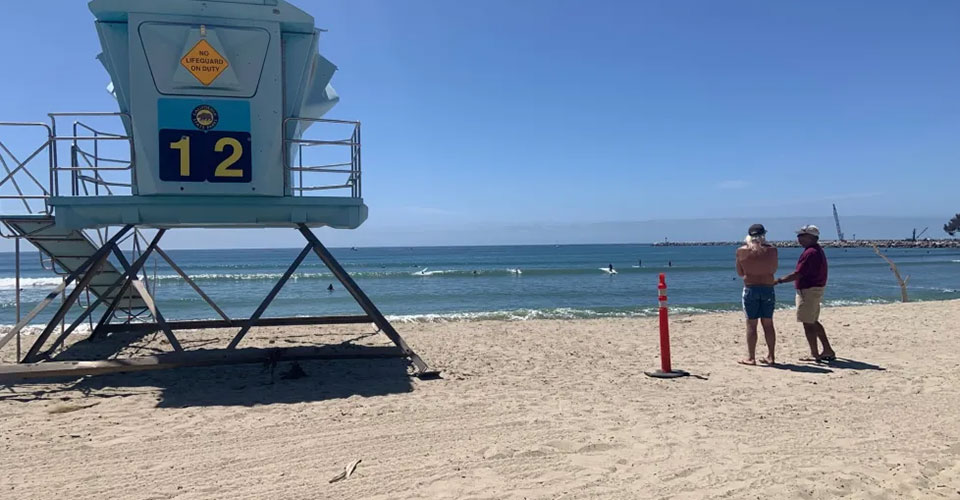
[{"x1": 748, "y1": 224, "x2": 767, "y2": 237}]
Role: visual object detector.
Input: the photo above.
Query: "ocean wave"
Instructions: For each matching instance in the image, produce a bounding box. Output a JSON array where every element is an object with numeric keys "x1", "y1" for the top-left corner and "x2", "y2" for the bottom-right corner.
[
  {"x1": 0, "y1": 323, "x2": 92, "y2": 336},
  {"x1": 146, "y1": 267, "x2": 634, "y2": 282},
  {"x1": 823, "y1": 298, "x2": 890, "y2": 307},
  {"x1": 152, "y1": 272, "x2": 329, "y2": 282},
  {"x1": 411, "y1": 268, "x2": 455, "y2": 276},
  {"x1": 0, "y1": 277, "x2": 65, "y2": 290},
  {"x1": 914, "y1": 286, "x2": 959, "y2": 294},
  {"x1": 385, "y1": 305, "x2": 720, "y2": 323}
]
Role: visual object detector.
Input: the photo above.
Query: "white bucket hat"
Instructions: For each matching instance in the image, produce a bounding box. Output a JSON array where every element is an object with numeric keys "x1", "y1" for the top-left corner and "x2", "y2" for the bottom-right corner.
[{"x1": 796, "y1": 225, "x2": 820, "y2": 237}]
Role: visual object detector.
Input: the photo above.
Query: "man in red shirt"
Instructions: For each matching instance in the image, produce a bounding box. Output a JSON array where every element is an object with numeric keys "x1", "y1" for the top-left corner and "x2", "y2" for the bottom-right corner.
[{"x1": 775, "y1": 225, "x2": 835, "y2": 362}]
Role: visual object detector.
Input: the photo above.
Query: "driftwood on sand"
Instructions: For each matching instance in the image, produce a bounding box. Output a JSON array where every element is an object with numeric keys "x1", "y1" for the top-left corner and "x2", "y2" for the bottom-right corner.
[{"x1": 329, "y1": 459, "x2": 362, "y2": 484}]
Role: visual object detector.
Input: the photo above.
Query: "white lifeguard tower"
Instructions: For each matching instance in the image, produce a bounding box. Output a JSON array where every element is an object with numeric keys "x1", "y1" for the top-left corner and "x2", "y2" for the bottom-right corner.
[{"x1": 0, "y1": 0, "x2": 436, "y2": 380}]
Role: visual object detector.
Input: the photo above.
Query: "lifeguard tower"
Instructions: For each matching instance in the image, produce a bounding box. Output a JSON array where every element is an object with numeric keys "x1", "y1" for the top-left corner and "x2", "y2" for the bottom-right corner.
[{"x1": 0, "y1": 0, "x2": 436, "y2": 380}]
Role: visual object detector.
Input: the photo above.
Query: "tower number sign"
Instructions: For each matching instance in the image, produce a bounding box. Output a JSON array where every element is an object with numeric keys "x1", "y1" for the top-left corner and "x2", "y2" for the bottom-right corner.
[{"x1": 158, "y1": 103, "x2": 252, "y2": 183}]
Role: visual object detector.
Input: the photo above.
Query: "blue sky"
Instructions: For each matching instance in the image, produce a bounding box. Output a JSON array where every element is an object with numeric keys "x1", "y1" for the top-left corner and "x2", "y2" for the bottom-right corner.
[{"x1": 0, "y1": 1, "x2": 957, "y2": 247}]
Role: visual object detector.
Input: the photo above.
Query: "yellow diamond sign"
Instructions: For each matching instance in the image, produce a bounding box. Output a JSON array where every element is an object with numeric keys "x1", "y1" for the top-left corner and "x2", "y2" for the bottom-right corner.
[{"x1": 180, "y1": 39, "x2": 229, "y2": 86}]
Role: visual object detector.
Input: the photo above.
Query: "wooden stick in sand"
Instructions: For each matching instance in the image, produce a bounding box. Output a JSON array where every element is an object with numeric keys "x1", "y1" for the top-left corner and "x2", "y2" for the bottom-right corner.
[{"x1": 872, "y1": 245, "x2": 910, "y2": 302}]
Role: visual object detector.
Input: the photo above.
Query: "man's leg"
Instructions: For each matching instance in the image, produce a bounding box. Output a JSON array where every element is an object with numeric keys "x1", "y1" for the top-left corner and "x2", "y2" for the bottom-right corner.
[
  {"x1": 816, "y1": 321, "x2": 835, "y2": 358},
  {"x1": 802, "y1": 322, "x2": 820, "y2": 359},
  {"x1": 797, "y1": 288, "x2": 821, "y2": 360},
  {"x1": 759, "y1": 317, "x2": 775, "y2": 364},
  {"x1": 741, "y1": 318, "x2": 758, "y2": 364}
]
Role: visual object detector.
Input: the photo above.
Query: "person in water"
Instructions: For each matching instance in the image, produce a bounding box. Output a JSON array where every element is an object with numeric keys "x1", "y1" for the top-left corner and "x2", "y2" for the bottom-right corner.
[
  {"x1": 608, "y1": 263, "x2": 614, "y2": 272},
  {"x1": 735, "y1": 224, "x2": 778, "y2": 366},
  {"x1": 327, "y1": 284, "x2": 334, "y2": 292}
]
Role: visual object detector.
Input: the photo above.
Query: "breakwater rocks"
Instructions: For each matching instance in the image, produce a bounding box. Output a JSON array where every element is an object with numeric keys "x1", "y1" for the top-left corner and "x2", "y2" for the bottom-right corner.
[{"x1": 653, "y1": 240, "x2": 960, "y2": 249}]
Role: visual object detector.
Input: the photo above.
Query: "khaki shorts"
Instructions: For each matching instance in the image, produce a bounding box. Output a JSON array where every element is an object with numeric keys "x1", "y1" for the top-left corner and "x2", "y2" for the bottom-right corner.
[{"x1": 796, "y1": 287, "x2": 825, "y2": 323}]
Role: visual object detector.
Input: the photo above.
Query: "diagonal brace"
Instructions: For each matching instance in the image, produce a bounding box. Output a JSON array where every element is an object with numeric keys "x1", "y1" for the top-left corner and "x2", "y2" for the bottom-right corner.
[
  {"x1": 41, "y1": 230, "x2": 168, "y2": 357},
  {"x1": 227, "y1": 243, "x2": 312, "y2": 349},
  {"x1": 0, "y1": 225, "x2": 134, "y2": 354},
  {"x1": 154, "y1": 246, "x2": 230, "y2": 322},
  {"x1": 110, "y1": 231, "x2": 182, "y2": 352},
  {"x1": 297, "y1": 224, "x2": 434, "y2": 376}
]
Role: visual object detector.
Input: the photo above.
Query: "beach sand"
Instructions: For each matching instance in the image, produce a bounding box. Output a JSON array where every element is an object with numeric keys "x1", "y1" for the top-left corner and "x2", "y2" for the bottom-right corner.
[{"x1": 1, "y1": 299, "x2": 959, "y2": 499}]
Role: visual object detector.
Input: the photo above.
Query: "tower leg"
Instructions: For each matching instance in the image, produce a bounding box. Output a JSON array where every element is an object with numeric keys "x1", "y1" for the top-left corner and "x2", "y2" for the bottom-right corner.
[{"x1": 297, "y1": 224, "x2": 438, "y2": 378}]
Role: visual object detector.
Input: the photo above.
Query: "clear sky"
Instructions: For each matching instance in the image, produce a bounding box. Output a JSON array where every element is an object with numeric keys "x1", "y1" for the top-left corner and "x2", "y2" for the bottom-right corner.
[{"x1": 0, "y1": 1, "x2": 957, "y2": 248}]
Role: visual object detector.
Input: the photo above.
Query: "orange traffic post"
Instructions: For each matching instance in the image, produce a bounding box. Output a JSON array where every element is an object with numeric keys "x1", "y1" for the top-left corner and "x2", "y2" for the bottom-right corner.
[{"x1": 645, "y1": 273, "x2": 689, "y2": 379}]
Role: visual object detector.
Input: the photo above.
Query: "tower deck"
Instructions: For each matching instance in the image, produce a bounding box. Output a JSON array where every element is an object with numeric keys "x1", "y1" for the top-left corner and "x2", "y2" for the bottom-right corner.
[{"x1": 50, "y1": 194, "x2": 367, "y2": 230}]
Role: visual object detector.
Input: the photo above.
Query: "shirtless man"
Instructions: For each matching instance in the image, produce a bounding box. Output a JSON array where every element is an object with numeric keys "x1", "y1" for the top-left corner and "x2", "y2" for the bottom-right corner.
[{"x1": 736, "y1": 224, "x2": 777, "y2": 365}]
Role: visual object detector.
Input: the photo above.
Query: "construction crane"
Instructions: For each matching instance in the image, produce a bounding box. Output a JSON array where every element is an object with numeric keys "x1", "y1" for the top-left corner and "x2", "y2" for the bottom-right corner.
[
  {"x1": 911, "y1": 227, "x2": 929, "y2": 241},
  {"x1": 832, "y1": 204, "x2": 845, "y2": 241}
]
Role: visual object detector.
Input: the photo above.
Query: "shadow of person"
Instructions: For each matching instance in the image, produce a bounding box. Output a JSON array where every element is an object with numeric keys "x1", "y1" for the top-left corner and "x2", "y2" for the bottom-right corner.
[
  {"x1": 768, "y1": 362, "x2": 833, "y2": 374},
  {"x1": 823, "y1": 358, "x2": 885, "y2": 371}
]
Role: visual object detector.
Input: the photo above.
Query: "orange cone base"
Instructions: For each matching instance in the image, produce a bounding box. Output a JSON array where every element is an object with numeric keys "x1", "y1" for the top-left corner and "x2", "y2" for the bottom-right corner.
[{"x1": 644, "y1": 369, "x2": 689, "y2": 379}]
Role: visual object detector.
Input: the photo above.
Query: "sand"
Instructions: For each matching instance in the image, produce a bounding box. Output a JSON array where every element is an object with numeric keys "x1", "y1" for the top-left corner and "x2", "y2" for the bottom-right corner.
[{"x1": 1, "y1": 299, "x2": 959, "y2": 499}]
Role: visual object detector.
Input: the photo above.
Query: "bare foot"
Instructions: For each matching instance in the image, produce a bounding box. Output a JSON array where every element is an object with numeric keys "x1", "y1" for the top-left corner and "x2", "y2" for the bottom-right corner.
[
  {"x1": 819, "y1": 351, "x2": 836, "y2": 361},
  {"x1": 738, "y1": 359, "x2": 756, "y2": 366},
  {"x1": 799, "y1": 356, "x2": 821, "y2": 363},
  {"x1": 759, "y1": 357, "x2": 775, "y2": 365}
]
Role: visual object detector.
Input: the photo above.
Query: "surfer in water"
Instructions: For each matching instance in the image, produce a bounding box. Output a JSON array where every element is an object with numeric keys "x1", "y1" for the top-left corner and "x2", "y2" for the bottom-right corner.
[
  {"x1": 327, "y1": 284, "x2": 334, "y2": 292},
  {"x1": 608, "y1": 263, "x2": 614, "y2": 272}
]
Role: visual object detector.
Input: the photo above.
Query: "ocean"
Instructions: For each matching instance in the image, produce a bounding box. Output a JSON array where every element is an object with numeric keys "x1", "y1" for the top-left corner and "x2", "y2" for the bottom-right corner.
[{"x1": 0, "y1": 244, "x2": 958, "y2": 329}]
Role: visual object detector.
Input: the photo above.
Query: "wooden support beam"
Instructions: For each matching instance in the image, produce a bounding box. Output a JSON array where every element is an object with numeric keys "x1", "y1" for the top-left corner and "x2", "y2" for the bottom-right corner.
[
  {"x1": 96, "y1": 315, "x2": 374, "y2": 334},
  {"x1": 0, "y1": 345, "x2": 406, "y2": 383}
]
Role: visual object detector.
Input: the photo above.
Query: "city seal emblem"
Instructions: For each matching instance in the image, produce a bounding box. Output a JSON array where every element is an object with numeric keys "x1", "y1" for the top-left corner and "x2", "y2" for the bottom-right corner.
[{"x1": 191, "y1": 104, "x2": 219, "y2": 130}]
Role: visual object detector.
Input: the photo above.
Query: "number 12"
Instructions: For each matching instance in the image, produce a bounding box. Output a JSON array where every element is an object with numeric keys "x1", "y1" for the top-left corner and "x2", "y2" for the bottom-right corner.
[{"x1": 160, "y1": 130, "x2": 251, "y2": 183}]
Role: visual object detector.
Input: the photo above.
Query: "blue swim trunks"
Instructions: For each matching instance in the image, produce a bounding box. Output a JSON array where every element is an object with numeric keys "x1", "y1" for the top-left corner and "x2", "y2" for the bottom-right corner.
[{"x1": 742, "y1": 286, "x2": 775, "y2": 319}]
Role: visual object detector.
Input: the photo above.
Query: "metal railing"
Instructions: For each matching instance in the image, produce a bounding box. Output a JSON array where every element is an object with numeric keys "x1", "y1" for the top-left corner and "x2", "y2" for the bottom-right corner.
[
  {"x1": 61, "y1": 113, "x2": 136, "y2": 198},
  {"x1": 0, "y1": 112, "x2": 134, "y2": 214},
  {"x1": 0, "y1": 113, "x2": 362, "y2": 215},
  {"x1": 0, "y1": 122, "x2": 54, "y2": 214},
  {"x1": 284, "y1": 117, "x2": 362, "y2": 198}
]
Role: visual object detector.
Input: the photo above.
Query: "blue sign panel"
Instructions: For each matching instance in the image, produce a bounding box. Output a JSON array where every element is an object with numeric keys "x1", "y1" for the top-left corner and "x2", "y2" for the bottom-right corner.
[{"x1": 157, "y1": 98, "x2": 252, "y2": 183}]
